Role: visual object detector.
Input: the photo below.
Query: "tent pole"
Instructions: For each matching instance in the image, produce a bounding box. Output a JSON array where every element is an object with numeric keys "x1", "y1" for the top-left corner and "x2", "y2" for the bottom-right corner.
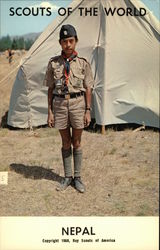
[{"x1": 101, "y1": 125, "x2": 105, "y2": 135}]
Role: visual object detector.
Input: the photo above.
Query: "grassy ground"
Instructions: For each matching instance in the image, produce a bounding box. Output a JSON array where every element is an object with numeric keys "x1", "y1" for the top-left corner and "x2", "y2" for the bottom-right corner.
[{"x1": 0, "y1": 52, "x2": 159, "y2": 216}]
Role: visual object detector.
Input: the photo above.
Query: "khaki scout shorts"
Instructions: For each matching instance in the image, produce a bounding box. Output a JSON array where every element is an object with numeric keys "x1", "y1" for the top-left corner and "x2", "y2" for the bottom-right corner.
[{"x1": 53, "y1": 95, "x2": 86, "y2": 130}]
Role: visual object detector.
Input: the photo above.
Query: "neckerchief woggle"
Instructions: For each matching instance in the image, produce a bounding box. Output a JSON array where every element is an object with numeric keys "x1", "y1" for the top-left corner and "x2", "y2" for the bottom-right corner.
[{"x1": 61, "y1": 50, "x2": 78, "y2": 92}]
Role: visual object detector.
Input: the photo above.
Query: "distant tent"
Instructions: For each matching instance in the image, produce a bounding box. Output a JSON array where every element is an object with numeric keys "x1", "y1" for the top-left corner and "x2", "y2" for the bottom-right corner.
[{"x1": 7, "y1": 0, "x2": 160, "y2": 128}]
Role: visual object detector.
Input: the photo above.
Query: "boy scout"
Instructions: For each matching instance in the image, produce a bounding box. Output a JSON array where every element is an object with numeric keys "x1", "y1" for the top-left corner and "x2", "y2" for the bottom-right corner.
[
  {"x1": 7, "y1": 48, "x2": 14, "y2": 64},
  {"x1": 44, "y1": 24, "x2": 94, "y2": 193}
]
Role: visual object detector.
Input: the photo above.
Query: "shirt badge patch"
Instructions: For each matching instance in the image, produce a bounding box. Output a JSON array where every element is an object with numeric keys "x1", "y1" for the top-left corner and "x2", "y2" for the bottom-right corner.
[{"x1": 77, "y1": 79, "x2": 82, "y2": 86}]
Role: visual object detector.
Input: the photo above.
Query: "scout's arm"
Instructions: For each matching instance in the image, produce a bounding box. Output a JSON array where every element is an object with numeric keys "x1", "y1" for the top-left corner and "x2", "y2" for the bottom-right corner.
[
  {"x1": 84, "y1": 87, "x2": 92, "y2": 127},
  {"x1": 47, "y1": 86, "x2": 54, "y2": 128},
  {"x1": 85, "y1": 87, "x2": 92, "y2": 109},
  {"x1": 43, "y1": 60, "x2": 55, "y2": 127},
  {"x1": 84, "y1": 62, "x2": 94, "y2": 127}
]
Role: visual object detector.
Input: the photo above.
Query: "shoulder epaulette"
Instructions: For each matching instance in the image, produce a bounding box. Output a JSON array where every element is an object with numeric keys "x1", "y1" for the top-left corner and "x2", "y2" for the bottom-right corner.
[
  {"x1": 78, "y1": 56, "x2": 88, "y2": 62},
  {"x1": 49, "y1": 55, "x2": 60, "y2": 62}
]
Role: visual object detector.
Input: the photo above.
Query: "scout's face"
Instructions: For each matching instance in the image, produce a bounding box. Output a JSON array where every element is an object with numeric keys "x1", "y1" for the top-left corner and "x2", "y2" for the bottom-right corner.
[{"x1": 60, "y1": 37, "x2": 77, "y2": 57}]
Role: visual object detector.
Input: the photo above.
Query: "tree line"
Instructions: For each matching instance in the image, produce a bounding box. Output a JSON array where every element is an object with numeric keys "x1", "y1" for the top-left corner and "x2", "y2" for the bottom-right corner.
[{"x1": 0, "y1": 35, "x2": 35, "y2": 52}]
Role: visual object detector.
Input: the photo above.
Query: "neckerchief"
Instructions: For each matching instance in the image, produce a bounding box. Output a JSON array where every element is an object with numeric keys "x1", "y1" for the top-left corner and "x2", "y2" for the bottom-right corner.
[{"x1": 61, "y1": 50, "x2": 78, "y2": 92}]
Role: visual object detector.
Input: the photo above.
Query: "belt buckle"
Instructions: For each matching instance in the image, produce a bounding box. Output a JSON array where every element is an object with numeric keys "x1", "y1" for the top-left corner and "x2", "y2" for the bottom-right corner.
[{"x1": 65, "y1": 94, "x2": 70, "y2": 100}]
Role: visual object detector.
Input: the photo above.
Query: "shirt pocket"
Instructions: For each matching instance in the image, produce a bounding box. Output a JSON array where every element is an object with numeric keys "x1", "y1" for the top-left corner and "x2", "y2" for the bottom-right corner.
[{"x1": 70, "y1": 68, "x2": 85, "y2": 88}]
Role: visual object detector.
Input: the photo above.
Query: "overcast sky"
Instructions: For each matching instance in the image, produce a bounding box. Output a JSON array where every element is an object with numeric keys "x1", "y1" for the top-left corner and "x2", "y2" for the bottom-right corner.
[{"x1": 0, "y1": 0, "x2": 159, "y2": 37}]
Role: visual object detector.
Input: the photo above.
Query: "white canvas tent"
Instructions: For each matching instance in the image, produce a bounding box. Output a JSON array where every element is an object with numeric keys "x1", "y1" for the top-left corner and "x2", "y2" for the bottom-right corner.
[{"x1": 7, "y1": 0, "x2": 160, "y2": 128}]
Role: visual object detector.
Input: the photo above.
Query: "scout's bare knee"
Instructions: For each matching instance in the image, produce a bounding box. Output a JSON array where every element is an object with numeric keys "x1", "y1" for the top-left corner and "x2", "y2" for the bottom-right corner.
[
  {"x1": 59, "y1": 128, "x2": 71, "y2": 150},
  {"x1": 72, "y1": 129, "x2": 82, "y2": 149},
  {"x1": 62, "y1": 137, "x2": 71, "y2": 149},
  {"x1": 72, "y1": 138, "x2": 81, "y2": 149}
]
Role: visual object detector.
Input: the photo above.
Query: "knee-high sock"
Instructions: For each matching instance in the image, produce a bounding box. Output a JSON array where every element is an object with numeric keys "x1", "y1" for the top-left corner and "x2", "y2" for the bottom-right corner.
[
  {"x1": 73, "y1": 148, "x2": 82, "y2": 177},
  {"x1": 61, "y1": 147, "x2": 72, "y2": 177}
]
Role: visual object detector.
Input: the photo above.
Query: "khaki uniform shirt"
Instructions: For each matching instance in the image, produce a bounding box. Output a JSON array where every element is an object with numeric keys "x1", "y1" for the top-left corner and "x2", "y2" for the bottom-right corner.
[{"x1": 44, "y1": 55, "x2": 94, "y2": 95}]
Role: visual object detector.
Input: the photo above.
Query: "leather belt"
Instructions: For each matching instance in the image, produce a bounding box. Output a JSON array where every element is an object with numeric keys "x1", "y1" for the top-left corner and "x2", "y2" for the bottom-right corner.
[{"x1": 53, "y1": 92, "x2": 84, "y2": 100}]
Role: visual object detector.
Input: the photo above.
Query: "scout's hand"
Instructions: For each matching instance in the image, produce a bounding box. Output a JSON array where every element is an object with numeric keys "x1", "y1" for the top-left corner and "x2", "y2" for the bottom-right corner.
[
  {"x1": 84, "y1": 110, "x2": 91, "y2": 127},
  {"x1": 47, "y1": 111, "x2": 54, "y2": 128}
]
